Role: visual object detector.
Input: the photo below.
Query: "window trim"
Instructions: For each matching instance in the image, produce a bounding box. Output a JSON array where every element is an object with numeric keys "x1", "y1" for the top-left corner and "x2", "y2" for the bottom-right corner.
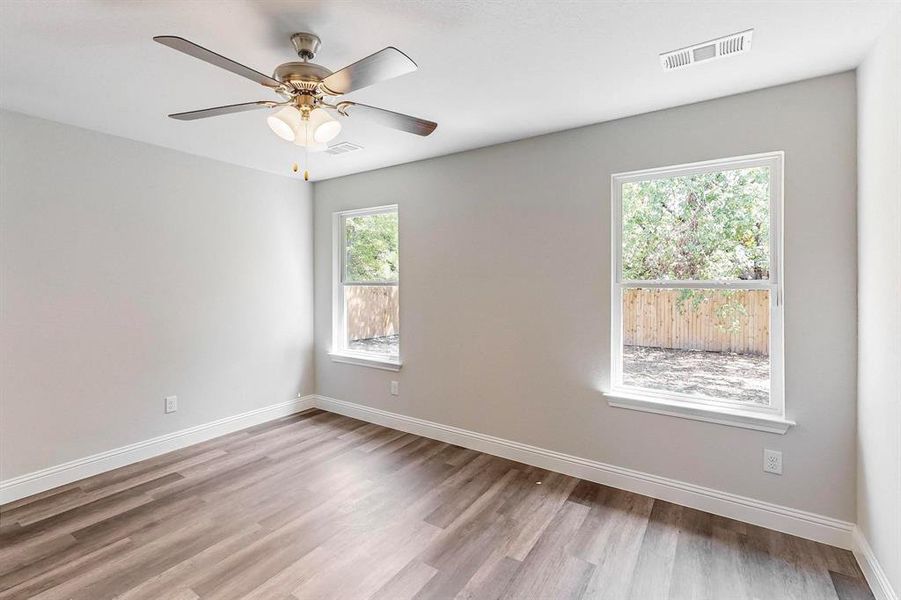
[
  {"x1": 331, "y1": 205, "x2": 402, "y2": 369},
  {"x1": 607, "y1": 152, "x2": 789, "y2": 431}
]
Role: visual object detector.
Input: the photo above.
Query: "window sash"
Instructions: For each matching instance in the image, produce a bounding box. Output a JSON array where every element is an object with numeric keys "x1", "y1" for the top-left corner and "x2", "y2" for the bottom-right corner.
[
  {"x1": 610, "y1": 285, "x2": 780, "y2": 414},
  {"x1": 610, "y1": 152, "x2": 784, "y2": 417},
  {"x1": 340, "y1": 281, "x2": 398, "y2": 287},
  {"x1": 619, "y1": 280, "x2": 774, "y2": 290},
  {"x1": 614, "y1": 153, "x2": 781, "y2": 287},
  {"x1": 333, "y1": 205, "x2": 400, "y2": 360},
  {"x1": 339, "y1": 206, "x2": 399, "y2": 287}
]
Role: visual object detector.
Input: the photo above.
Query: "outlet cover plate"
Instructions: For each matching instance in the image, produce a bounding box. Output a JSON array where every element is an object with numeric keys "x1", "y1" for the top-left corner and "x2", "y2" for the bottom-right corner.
[
  {"x1": 764, "y1": 449, "x2": 782, "y2": 474},
  {"x1": 165, "y1": 395, "x2": 178, "y2": 414}
]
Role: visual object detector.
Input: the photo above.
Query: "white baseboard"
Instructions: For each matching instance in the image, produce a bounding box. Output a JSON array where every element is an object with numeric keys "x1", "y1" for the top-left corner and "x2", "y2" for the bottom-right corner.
[
  {"x1": 0, "y1": 395, "x2": 316, "y2": 504},
  {"x1": 0, "y1": 392, "x2": 860, "y2": 554},
  {"x1": 312, "y1": 395, "x2": 856, "y2": 550},
  {"x1": 853, "y1": 527, "x2": 899, "y2": 600}
]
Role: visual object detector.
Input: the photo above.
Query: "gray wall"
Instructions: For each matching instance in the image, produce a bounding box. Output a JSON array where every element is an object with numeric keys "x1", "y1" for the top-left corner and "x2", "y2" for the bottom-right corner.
[
  {"x1": 0, "y1": 111, "x2": 315, "y2": 479},
  {"x1": 857, "y1": 15, "x2": 901, "y2": 594},
  {"x1": 314, "y1": 72, "x2": 858, "y2": 521}
]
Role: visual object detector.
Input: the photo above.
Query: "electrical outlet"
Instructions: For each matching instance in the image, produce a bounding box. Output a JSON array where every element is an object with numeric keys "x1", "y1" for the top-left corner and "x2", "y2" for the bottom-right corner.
[
  {"x1": 165, "y1": 395, "x2": 178, "y2": 414},
  {"x1": 764, "y1": 449, "x2": 782, "y2": 474},
  {"x1": 390, "y1": 381, "x2": 399, "y2": 396}
]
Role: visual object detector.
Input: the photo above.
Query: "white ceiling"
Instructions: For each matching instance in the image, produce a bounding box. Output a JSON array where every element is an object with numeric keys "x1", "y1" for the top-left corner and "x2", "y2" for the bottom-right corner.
[{"x1": 2, "y1": 1, "x2": 899, "y2": 181}]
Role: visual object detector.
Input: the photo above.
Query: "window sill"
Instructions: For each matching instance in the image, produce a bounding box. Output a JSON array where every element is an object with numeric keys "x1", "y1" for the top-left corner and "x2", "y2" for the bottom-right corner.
[
  {"x1": 603, "y1": 390, "x2": 795, "y2": 434},
  {"x1": 328, "y1": 352, "x2": 402, "y2": 372}
]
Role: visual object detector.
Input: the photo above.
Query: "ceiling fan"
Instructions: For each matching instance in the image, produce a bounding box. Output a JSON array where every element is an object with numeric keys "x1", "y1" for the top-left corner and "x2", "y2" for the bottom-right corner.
[{"x1": 153, "y1": 32, "x2": 437, "y2": 156}]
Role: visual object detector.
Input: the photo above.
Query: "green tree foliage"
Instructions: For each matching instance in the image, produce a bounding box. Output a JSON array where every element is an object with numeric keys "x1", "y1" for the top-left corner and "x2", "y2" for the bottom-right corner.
[
  {"x1": 622, "y1": 167, "x2": 770, "y2": 281},
  {"x1": 345, "y1": 212, "x2": 398, "y2": 282},
  {"x1": 623, "y1": 167, "x2": 770, "y2": 332}
]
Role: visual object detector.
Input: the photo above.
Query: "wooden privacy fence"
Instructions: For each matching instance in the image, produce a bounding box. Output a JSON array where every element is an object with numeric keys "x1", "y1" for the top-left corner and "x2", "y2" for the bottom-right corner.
[
  {"x1": 346, "y1": 285, "x2": 767, "y2": 354},
  {"x1": 346, "y1": 285, "x2": 399, "y2": 341},
  {"x1": 623, "y1": 288, "x2": 770, "y2": 355}
]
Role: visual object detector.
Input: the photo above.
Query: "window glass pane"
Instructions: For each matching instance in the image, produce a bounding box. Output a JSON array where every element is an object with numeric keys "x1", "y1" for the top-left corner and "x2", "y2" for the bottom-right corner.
[
  {"x1": 622, "y1": 167, "x2": 770, "y2": 281},
  {"x1": 345, "y1": 285, "x2": 399, "y2": 356},
  {"x1": 621, "y1": 288, "x2": 770, "y2": 405},
  {"x1": 344, "y1": 212, "x2": 398, "y2": 283}
]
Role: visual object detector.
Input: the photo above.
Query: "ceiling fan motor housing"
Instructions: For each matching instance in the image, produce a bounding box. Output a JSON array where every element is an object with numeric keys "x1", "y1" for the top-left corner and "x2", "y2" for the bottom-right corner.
[{"x1": 273, "y1": 62, "x2": 332, "y2": 91}]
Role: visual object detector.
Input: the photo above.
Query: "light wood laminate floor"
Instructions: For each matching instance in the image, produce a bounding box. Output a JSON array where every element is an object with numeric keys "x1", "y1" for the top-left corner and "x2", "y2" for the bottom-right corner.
[{"x1": 0, "y1": 409, "x2": 874, "y2": 600}]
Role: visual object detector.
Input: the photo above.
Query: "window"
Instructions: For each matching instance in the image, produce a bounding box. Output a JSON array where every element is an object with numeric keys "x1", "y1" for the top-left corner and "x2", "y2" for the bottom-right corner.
[
  {"x1": 330, "y1": 205, "x2": 401, "y2": 370},
  {"x1": 608, "y1": 153, "x2": 791, "y2": 433}
]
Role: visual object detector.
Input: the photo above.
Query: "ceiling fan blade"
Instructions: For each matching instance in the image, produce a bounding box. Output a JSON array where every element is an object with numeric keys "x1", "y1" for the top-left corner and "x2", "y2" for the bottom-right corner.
[
  {"x1": 321, "y1": 47, "x2": 417, "y2": 96},
  {"x1": 154, "y1": 36, "x2": 282, "y2": 89},
  {"x1": 340, "y1": 102, "x2": 437, "y2": 136},
  {"x1": 168, "y1": 101, "x2": 277, "y2": 121}
]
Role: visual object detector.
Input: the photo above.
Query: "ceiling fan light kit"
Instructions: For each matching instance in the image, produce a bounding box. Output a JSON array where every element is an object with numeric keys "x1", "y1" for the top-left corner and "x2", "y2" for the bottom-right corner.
[
  {"x1": 154, "y1": 32, "x2": 437, "y2": 176},
  {"x1": 265, "y1": 105, "x2": 339, "y2": 148}
]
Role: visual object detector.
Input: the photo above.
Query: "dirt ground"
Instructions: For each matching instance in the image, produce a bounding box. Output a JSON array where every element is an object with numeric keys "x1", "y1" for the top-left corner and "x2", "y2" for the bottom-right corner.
[
  {"x1": 348, "y1": 334, "x2": 399, "y2": 355},
  {"x1": 623, "y1": 345, "x2": 769, "y2": 405}
]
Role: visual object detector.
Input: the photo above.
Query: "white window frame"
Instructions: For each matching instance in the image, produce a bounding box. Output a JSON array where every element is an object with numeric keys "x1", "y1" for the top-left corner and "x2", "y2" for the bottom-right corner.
[
  {"x1": 329, "y1": 205, "x2": 401, "y2": 371},
  {"x1": 605, "y1": 152, "x2": 793, "y2": 434}
]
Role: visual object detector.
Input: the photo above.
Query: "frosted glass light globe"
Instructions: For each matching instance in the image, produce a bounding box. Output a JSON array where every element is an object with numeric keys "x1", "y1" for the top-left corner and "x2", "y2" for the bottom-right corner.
[
  {"x1": 266, "y1": 106, "x2": 302, "y2": 142},
  {"x1": 307, "y1": 108, "x2": 342, "y2": 143}
]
